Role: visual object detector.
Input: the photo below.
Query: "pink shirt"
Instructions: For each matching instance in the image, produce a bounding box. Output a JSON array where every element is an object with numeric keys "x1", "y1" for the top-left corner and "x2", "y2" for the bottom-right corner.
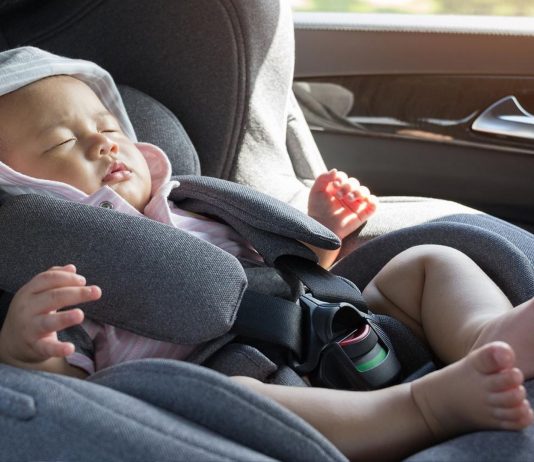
[{"x1": 0, "y1": 142, "x2": 259, "y2": 374}]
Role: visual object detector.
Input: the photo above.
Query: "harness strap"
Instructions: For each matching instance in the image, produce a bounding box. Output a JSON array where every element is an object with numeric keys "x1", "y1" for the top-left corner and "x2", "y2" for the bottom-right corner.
[
  {"x1": 233, "y1": 255, "x2": 369, "y2": 362},
  {"x1": 234, "y1": 290, "x2": 304, "y2": 359},
  {"x1": 274, "y1": 255, "x2": 370, "y2": 313}
]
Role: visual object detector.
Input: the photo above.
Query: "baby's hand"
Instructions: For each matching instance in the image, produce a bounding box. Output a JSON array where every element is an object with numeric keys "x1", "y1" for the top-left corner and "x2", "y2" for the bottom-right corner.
[
  {"x1": 0, "y1": 265, "x2": 101, "y2": 366},
  {"x1": 308, "y1": 169, "x2": 378, "y2": 240}
]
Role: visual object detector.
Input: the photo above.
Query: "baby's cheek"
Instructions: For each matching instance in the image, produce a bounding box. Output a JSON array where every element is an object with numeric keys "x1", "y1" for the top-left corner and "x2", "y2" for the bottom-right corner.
[{"x1": 72, "y1": 176, "x2": 101, "y2": 195}]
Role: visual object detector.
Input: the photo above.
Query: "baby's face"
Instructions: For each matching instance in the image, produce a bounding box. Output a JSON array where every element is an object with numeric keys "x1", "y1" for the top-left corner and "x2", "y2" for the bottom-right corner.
[{"x1": 0, "y1": 76, "x2": 152, "y2": 211}]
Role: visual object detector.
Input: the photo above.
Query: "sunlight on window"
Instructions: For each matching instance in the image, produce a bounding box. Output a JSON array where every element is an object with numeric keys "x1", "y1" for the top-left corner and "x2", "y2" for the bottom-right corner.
[{"x1": 291, "y1": 0, "x2": 534, "y2": 16}]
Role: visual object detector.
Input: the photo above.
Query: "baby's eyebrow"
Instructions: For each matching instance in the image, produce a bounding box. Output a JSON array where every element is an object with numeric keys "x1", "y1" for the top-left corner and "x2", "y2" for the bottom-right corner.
[
  {"x1": 96, "y1": 111, "x2": 118, "y2": 121},
  {"x1": 36, "y1": 119, "x2": 69, "y2": 138}
]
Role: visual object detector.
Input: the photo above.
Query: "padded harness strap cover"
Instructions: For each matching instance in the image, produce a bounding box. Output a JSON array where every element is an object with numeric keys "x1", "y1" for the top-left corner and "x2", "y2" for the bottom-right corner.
[
  {"x1": 0, "y1": 194, "x2": 247, "y2": 344},
  {"x1": 170, "y1": 175, "x2": 340, "y2": 265}
]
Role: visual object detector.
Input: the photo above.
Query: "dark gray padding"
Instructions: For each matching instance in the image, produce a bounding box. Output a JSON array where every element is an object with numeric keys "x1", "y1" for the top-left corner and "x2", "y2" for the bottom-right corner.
[
  {"x1": 0, "y1": 176, "x2": 340, "y2": 343},
  {"x1": 0, "y1": 194, "x2": 247, "y2": 344},
  {"x1": 0, "y1": 0, "x2": 39, "y2": 12},
  {"x1": 119, "y1": 85, "x2": 201, "y2": 176},
  {"x1": 90, "y1": 359, "x2": 345, "y2": 462},
  {"x1": 204, "y1": 343, "x2": 278, "y2": 381}
]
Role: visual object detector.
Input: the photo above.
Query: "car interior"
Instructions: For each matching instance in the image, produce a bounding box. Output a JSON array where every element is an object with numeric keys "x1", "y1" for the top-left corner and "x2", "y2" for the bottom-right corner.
[
  {"x1": 0, "y1": 1, "x2": 532, "y2": 461},
  {"x1": 292, "y1": 11, "x2": 534, "y2": 233}
]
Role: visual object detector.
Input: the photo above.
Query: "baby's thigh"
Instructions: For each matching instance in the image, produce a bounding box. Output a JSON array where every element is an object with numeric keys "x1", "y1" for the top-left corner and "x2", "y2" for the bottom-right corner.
[{"x1": 362, "y1": 244, "x2": 464, "y2": 329}]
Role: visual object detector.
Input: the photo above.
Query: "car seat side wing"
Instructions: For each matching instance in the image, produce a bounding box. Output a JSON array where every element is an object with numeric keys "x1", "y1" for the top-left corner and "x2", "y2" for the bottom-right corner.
[{"x1": 0, "y1": 194, "x2": 247, "y2": 344}]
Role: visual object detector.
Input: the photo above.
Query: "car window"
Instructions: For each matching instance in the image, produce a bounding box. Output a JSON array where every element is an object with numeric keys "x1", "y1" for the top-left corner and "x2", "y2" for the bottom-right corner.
[{"x1": 290, "y1": 0, "x2": 534, "y2": 16}]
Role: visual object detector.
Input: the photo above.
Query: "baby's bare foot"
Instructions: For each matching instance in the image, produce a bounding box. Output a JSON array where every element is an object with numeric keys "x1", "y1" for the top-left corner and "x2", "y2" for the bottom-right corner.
[
  {"x1": 412, "y1": 341, "x2": 533, "y2": 440},
  {"x1": 472, "y1": 297, "x2": 534, "y2": 379}
]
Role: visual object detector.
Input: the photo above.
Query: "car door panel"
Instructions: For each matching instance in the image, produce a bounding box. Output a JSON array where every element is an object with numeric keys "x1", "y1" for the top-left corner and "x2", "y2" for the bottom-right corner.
[{"x1": 293, "y1": 13, "x2": 534, "y2": 229}]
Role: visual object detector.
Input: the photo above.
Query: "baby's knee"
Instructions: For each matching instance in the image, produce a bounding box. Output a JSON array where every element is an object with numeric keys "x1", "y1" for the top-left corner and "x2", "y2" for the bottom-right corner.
[{"x1": 400, "y1": 244, "x2": 470, "y2": 266}]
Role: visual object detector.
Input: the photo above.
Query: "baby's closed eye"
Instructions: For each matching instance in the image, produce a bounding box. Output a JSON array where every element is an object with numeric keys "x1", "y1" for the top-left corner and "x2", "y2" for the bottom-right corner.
[{"x1": 43, "y1": 137, "x2": 76, "y2": 153}]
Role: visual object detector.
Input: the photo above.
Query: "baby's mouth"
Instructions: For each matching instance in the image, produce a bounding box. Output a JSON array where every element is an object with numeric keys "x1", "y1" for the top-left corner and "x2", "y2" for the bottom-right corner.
[{"x1": 103, "y1": 161, "x2": 132, "y2": 184}]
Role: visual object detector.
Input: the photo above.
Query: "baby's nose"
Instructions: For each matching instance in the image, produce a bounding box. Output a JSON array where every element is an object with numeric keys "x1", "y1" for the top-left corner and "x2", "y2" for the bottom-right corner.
[
  {"x1": 100, "y1": 138, "x2": 118, "y2": 155},
  {"x1": 94, "y1": 133, "x2": 118, "y2": 157}
]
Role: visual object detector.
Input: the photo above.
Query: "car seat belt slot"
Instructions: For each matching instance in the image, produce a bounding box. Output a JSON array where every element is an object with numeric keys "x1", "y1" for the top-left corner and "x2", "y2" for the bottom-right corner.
[{"x1": 296, "y1": 294, "x2": 401, "y2": 390}]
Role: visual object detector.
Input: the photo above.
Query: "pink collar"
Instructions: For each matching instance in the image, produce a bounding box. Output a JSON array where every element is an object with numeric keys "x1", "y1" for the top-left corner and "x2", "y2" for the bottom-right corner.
[{"x1": 0, "y1": 142, "x2": 177, "y2": 217}]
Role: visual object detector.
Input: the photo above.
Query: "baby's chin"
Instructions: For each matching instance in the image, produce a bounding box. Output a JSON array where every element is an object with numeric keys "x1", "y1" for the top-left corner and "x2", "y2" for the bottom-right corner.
[{"x1": 111, "y1": 183, "x2": 151, "y2": 213}]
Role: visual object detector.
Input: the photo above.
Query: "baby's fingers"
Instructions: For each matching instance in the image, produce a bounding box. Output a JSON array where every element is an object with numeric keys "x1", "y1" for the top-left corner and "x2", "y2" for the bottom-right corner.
[
  {"x1": 32, "y1": 286, "x2": 101, "y2": 315},
  {"x1": 33, "y1": 308, "x2": 85, "y2": 337},
  {"x1": 344, "y1": 193, "x2": 379, "y2": 217},
  {"x1": 334, "y1": 180, "x2": 363, "y2": 198},
  {"x1": 311, "y1": 169, "x2": 340, "y2": 193},
  {"x1": 22, "y1": 266, "x2": 87, "y2": 295},
  {"x1": 357, "y1": 194, "x2": 379, "y2": 219},
  {"x1": 34, "y1": 337, "x2": 76, "y2": 358},
  {"x1": 48, "y1": 264, "x2": 77, "y2": 272}
]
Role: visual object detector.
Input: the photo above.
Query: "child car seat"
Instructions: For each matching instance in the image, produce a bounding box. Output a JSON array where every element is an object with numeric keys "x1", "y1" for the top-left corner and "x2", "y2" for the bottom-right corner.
[
  {"x1": 0, "y1": 83, "x2": 347, "y2": 462},
  {"x1": 0, "y1": 78, "x2": 531, "y2": 462},
  {"x1": 0, "y1": 1, "x2": 533, "y2": 461}
]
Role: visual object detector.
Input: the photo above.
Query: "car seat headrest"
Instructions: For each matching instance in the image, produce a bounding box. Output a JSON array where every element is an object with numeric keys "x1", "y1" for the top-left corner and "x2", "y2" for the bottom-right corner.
[{"x1": 119, "y1": 85, "x2": 201, "y2": 177}]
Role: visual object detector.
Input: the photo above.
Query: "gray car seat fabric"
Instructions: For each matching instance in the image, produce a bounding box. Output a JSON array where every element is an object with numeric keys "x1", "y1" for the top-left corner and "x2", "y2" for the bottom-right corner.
[
  {"x1": 119, "y1": 86, "x2": 201, "y2": 177},
  {"x1": 0, "y1": 194, "x2": 248, "y2": 344},
  {"x1": 0, "y1": 2, "x2": 533, "y2": 462},
  {"x1": 90, "y1": 359, "x2": 345, "y2": 462},
  {"x1": 0, "y1": 172, "x2": 341, "y2": 345},
  {"x1": 169, "y1": 175, "x2": 339, "y2": 265},
  {"x1": 0, "y1": 360, "x2": 344, "y2": 462}
]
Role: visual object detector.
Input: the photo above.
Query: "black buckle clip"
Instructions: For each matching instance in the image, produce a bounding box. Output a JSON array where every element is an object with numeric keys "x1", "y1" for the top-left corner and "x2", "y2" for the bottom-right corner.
[{"x1": 292, "y1": 294, "x2": 401, "y2": 390}]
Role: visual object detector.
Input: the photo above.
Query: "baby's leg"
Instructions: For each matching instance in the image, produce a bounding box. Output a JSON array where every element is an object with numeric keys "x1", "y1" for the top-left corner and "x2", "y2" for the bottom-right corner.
[
  {"x1": 471, "y1": 297, "x2": 534, "y2": 378},
  {"x1": 234, "y1": 342, "x2": 532, "y2": 461},
  {"x1": 363, "y1": 244, "x2": 534, "y2": 378}
]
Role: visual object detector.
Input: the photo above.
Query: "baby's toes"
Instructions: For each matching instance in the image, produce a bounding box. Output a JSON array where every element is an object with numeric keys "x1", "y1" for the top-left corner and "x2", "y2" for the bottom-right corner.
[
  {"x1": 493, "y1": 401, "x2": 533, "y2": 430},
  {"x1": 469, "y1": 341, "x2": 516, "y2": 376},
  {"x1": 485, "y1": 367, "x2": 524, "y2": 393},
  {"x1": 487, "y1": 385, "x2": 526, "y2": 408}
]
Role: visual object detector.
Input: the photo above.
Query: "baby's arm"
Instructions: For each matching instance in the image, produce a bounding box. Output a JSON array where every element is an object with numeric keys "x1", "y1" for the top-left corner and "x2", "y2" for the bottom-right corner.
[
  {"x1": 0, "y1": 264, "x2": 101, "y2": 378},
  {"x1": 308, "y1": 169, "x2": 378, "y2": 267}
]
